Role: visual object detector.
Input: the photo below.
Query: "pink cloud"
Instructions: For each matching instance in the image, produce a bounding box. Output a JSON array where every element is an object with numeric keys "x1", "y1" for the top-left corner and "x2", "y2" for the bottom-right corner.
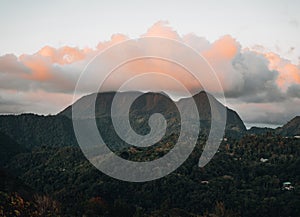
[
  {"x1": 37, "y1": 45, "x2": 90, "y2": 65},
  {"x1": 97, "y1": 34, "x2": 129, "y2": 50},
  {"x1": 264, "y1": 52, "x2": 300, "y2": 90},
  {"x1": 142, "y1": 21, "x2": 180, "y2": 40}
]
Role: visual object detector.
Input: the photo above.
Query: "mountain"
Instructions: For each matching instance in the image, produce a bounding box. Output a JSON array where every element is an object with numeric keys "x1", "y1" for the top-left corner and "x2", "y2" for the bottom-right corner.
[
  {"x1": 247, "y1": 127, "x2": 274, "y2": 135},
  {"x1": 246, "y1": 116, "x2": 300, "y2": 137},
  {"x1": 0, "y1": 114, "x2": 78, "y2": 148},
  {"x1": 1, "y1": 92, "x2": 300, "y2": 217},
  {"x1": 60, "y1": 91, "x2": 247, "y2": 136},
  {"x1": 276, "y1": 116, "x2": 300, "y2": 137},
  {"x1": 0, "y1": 91, "x2": 246, "y2": 150},
  {"x1": 0, "y1": 132, "x2": 27, "y2": 166}
]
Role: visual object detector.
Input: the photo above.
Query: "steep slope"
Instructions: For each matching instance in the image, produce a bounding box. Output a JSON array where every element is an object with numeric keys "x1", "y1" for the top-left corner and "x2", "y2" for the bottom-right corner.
[
  {"x1": 0, "y1": 91, "x2": 246, "y2": 151},
  {"x1": 59, "y1": 91, "x2": 177, "y2": 119},
  {"x1": 0, "y1": 114, "x2": 78, "y2": 148},
  {"x1": 276, "y1": 116, "x2": 300, "y2": 136},
  {"x1": 59, "y1": 91, "x2": 246, "y2": 135},
  {"x1": 0, "y1": 132, "x2": 27, "y2": 166}
]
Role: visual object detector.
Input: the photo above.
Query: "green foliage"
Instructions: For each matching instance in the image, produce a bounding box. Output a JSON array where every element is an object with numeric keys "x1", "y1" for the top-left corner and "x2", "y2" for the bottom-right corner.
[
  {"x1": 0, "y1": 114, "x2": 78, "y2": 148},
  {"x1": 0, "y1": 192, "x2": 60, "y2": 217},
  {"x1": 0, "y1": 103, "x2": 299, "y2": 216},
  {"x1": 1, "y1": 134, "x2": 299, "y2": 217},
  {"x1": 0, "y1": 132, "x2": 27, "y2": 166}
]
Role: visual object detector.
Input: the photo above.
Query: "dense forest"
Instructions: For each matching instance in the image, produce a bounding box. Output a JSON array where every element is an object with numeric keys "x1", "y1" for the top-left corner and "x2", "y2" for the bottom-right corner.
[{"x1": 1, "y1": 132, "x2": 299, "y2": 216}]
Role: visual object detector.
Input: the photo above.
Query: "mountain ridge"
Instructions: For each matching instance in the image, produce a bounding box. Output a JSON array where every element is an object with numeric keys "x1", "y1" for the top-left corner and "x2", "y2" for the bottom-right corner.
[
  {"x1": 276, "y1": 116, "x2": 300, "y2": 137},
  {"x1": 59, "y1": 91, "x2": 247, "y2": 135}
]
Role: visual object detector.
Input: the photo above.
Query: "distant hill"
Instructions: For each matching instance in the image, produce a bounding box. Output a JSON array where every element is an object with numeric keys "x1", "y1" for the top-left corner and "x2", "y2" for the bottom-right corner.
[
  {"x1": 247, "y1": 127, "x2": 274, "y2": 135},
  {"x1": 276, "y1": 116, "x2": 300, "y2": 137},
  {"x1": 246, "y1": 116, "x2": 300, "y2": 137}
]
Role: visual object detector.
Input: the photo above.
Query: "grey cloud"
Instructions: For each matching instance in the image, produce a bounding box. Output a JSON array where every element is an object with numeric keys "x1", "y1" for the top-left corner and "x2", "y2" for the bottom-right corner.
[
  {"x1": 287, "y1": 84, "x2": 300, "y2": 98},
  {"x1": 243, "y1": 108, "x2": 300, "y2": 126},
  {"x1": 0, "y1": 54, "x2": 84, "y2": 94},
  {"x1": 0, "y1": 54, "x2": 30, "y2": 74},
  {"x1": 227, "y1": 98, "x2": 300, "y2": 126},
  {"x1": 225, "y1": 51, "x2": 285, "y2": 103},
  {"x1": 182, "y1": 34, "x2": 210, "y2": 52},
  {"x1": 0, "y1": 94, "x2": 29, "y2": 114}
]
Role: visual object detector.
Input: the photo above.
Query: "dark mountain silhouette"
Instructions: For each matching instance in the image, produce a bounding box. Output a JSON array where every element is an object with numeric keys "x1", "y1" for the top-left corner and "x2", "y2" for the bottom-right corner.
[
  {"x1": 0, "y1": 114, "x2": 78, "y2": 148},
  {"x1": 246, "y1": 116, "x2": 300, "y2": 136},
  {"x1": 247, "y1": 127, "x2": 274, "y2": 135},
  {"x1": 60, "y1": 91, "x2": 247, "y2": 136},
  {"x1": 1, "y1": 91, "x2": 299, "y2": 151},
  {"x1": 0, "y1": 132, "x2": 27, "y2": 166},
  {"x1": 276, "y1": 116, "x2": 300, "y2": 137},
  {"x1": 0, "y1": 91, "x2": 246, "y2": 150}
]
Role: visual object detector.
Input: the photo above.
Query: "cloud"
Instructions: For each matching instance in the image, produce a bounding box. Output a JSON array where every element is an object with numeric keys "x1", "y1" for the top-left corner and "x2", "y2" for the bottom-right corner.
[
  {"x1": 228, "y1": 51, "x2": 284, "y2": 102},
  {"x1": 0, "y1": 54, "x2": 83, "y2": 94},
  {"x1": 0, "y1": 89, "x2": 76, "y2": 114},
  {"x1": 97, "y1": 34, "x2": 129, "y2": 50},
  {"x1": 182, "y1": 34, "x2": 210, "y2": 52},
  {"x1": 264, "y1": 52, "x2": 300, "y2": 89},
  {"x1": 0, "y1": 54, "x2": 30, "y2": 74},
  {"x1": 287, "y1": 84, "x2": 300, "y2": 98},
  {"x1": 0, "y1": 21, "x2": 299, "y2": 125},
  {"x1": 143, "y1": 21, "x2": 181, "y2": 40},
  {"x1": 227, "y1": 99, "x2": 300, "y2": 125}
]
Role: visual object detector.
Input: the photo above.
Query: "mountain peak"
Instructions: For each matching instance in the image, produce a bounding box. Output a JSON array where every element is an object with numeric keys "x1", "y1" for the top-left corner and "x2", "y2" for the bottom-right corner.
[{"x1": 59, "y1": 91, "x2": 246, "y2": 136}]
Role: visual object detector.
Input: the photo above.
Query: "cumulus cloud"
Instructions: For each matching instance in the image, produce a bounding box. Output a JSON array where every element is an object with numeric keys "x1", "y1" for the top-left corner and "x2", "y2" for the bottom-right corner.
[
  {"x1": 143, "y1": 21, "x2": 181, "y2": 40},
  {"x1": 0, "y1": 21, "x2": 299, "y2": 125},
  {"x1": 0, "y1": 54, "x2": 30, "y2": 74},
  {"x1": 96, "y1": 34, "x2": 129, "y2": 50}
]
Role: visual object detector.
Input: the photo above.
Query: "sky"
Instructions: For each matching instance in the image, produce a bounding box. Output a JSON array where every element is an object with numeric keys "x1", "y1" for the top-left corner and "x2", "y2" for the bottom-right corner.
[{"x1": 0, "y1": 0, "x2": 300, "y2": 127}]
